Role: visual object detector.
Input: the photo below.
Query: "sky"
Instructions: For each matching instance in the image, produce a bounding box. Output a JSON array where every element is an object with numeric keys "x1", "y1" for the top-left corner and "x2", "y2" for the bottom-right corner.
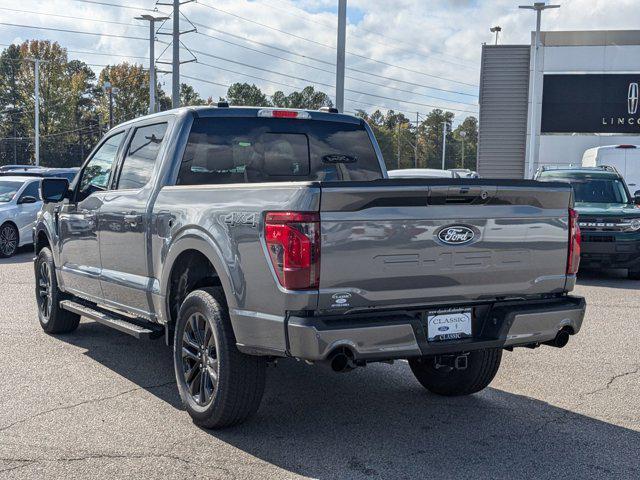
[{"x1": 1, "y1": 0, "x2": 640, "y2": 123}]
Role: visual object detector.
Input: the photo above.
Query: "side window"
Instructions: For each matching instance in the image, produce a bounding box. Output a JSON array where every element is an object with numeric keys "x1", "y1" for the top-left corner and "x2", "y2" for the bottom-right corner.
[
  {"x1": 117, "y1": 123, "x2": 168, "y2": 190},
  {"x1": 79, "y1": 132, "x2": 125, "y2": 197},
  {"x1": 19, "y1": 181, "x2": 41, "y2": 201}
]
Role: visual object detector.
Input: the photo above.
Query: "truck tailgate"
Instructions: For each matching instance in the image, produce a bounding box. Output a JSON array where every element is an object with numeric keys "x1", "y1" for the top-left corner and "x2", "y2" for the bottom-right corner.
[{"x1": 318, "y1": 179, "x2": 573, "y2": 311}]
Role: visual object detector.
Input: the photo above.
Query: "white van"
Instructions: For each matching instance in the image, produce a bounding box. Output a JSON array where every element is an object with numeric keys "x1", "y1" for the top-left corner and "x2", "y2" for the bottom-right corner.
[{"x1": 581, "y1": 145, "x2": 640, "y2": 192}]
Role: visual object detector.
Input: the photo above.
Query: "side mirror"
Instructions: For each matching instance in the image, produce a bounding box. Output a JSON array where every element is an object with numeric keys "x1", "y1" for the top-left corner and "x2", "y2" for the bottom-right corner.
[
  {"x1": 41, "y1": 178, "x2": 70, "y2": 204},
  {"x1": 634, "y1": 190, "x2": 640, "y2": 205},
  {"x1": 18, "y1": 195, "x2": 38, "y2": 204}
]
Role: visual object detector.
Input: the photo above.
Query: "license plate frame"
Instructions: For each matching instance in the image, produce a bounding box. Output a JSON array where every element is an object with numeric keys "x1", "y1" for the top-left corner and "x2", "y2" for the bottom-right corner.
[{"x1": 425, "y1": 308, "x2": 473, "y2": 342}]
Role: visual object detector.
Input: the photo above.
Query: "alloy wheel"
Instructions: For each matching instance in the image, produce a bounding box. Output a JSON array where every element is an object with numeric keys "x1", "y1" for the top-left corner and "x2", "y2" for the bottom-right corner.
[
  {"x1": 37, "y1": 260, "x2": 53, "y2": 321},
  {"x1": 0, "y1": 225, "x2": 17, "y2": 256},
  {"x1": 181, "y1": 312, "x2": 219, "y2": 406}
]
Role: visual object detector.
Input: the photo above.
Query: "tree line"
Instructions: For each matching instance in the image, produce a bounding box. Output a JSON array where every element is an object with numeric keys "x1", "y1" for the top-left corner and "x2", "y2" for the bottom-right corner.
[{"x1": 0, "y1": 40, "x2": 477, "y2": 171}]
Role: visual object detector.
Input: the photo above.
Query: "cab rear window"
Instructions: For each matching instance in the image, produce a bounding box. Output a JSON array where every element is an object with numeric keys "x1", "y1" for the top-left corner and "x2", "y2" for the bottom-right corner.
[{"x1": 177, "y1": 117, "x2": 382, "y2": 185}]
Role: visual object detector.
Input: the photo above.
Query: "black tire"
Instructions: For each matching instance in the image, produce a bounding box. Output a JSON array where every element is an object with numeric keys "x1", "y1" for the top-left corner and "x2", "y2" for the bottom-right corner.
[
  {"x1": 409, "y1": 348, "x2": 502, "y2": 396},
  {"x1": 35, "y1": 247, "x2": 80, "y2": 334},
  {"x1": 173, "y1": 287, "x2": 266, "y2": 429},
  {"x1": 0, "y1": 222, "x2": 19, "y2": 258},
  {"x1": 628, "y1": 269, "x2": 640, "y2": 280}
]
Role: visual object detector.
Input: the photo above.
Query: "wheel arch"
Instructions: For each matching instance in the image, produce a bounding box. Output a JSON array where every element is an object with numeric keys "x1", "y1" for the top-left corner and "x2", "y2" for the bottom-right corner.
[{"x1": 161, "y1": 229, "x2": 237, "y2": 331}]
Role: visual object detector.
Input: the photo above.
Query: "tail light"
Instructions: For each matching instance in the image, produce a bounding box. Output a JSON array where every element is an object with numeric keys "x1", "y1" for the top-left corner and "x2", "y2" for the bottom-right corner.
[
  {"x1": 264, "y1": 211, "x2": 320, "y2": 290},
  {"x1": 567, "y1": 208, "x2": 581, "y2": 275}
]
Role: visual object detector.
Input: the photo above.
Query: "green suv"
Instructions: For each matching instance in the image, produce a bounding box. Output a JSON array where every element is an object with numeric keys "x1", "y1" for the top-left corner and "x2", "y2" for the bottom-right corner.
[{"x1": 536, "y1": 166, "x2": 640, "y2": 279}]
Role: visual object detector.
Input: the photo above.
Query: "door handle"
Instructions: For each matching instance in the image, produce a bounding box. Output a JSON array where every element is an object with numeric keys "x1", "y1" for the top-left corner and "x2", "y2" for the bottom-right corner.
[{"x1": 124, "y1": 214, "x2": 143, "y2": 225}]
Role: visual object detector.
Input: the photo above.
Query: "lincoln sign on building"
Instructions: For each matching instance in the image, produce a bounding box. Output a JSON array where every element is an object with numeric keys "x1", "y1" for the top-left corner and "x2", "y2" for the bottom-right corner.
[{"x1": 477, "y1": 31, "x2": 640, "y2": 178}]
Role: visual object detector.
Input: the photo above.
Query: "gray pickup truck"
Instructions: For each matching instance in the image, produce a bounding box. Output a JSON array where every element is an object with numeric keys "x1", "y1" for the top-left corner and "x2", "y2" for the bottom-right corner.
[{"x1": 34, "y1": 106, "x2": 586, "y2": 428}]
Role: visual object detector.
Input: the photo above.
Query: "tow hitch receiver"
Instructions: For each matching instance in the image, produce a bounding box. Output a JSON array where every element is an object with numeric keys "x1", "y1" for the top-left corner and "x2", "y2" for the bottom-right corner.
[{"x1": 434, "y1": 353, "x2": 469, "y2": 372}]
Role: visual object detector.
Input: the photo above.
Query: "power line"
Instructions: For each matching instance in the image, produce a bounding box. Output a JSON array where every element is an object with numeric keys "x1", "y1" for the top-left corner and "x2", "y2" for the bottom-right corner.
[
  {"x1": 180, "y1": 24, "x2": 478, "y2": 98},
  {"x1": 193, "y1": 0, "x2": 478, "y2": 88},
  {"x1": 0, "y1": 7, "x2": 146, "y2": 29},
  {"x1": 192, "y1": 31, "x2": 476, "y2": 106},
  {"x1": 189, "y1": 49, "x2": 477, "y2": 114},
  {"x1": 0, "y1": 124, "x2": 101, "y2": 141},
  {"x1": 72, "y1": 0, "x2": 166, "y2": 14},
  {"x1": 0, "y1": 22, "x2": 149, "y2": 41}
]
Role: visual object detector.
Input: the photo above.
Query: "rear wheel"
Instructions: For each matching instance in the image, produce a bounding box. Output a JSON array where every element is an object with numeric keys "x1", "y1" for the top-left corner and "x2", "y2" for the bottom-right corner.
[
  {"x1": 0, "y1": 223, "x2": 18, "y2": 258},
  {"x1": 409, "y1": 348, "x2": 502, "y2": 396},
  {"x1": 35, "y1": 247, "x2": 80, "y2": 334},
  {"x1": 173, "y1": 287, "x2": 266, "y2": 429}
]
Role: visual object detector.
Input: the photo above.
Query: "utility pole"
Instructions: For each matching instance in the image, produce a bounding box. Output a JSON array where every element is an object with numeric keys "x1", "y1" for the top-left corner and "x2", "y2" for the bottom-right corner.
[
  {"x1": 157, "y1": 0, "x2": 196, "y2": 109},
  {"x1": 520, "y1": 2, "x2": 560, "y2": 178},
  {"x1": 490, "y1": 26, "x2": 502, "y2": 45},
  {"x1": 335, "y1": 0, "x2": 347, "y2": 112},
  {"x1": 441, "y1": 120, "x2": 447, "y2": 170},
  {"x1": 136, "y1": 14, "x2": 170, "y2": 114},
  {"x1": 34, "y1": 59, "x2": 40, "y2": 166},
  {"x1": 172, "y1": 0, "x2": 180, "y2": 108}
]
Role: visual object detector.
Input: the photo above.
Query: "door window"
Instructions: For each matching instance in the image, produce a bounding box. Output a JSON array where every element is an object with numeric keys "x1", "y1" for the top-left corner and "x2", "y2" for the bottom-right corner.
[
  {"x1": 78, "y1": 132, "x2": 125, "y2": 199},
  {"x1": 19, "y1": 180, "x2": 41, "y2": 201},
  {"x1": 117, "y1": 123, "x2": 168, "y2": 190}
]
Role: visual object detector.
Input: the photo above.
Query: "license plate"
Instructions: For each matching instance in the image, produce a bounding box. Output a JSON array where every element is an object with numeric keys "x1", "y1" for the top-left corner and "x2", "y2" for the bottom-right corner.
[{"x1": 426, "y1": 309, "x2": 472, "y2": 342}]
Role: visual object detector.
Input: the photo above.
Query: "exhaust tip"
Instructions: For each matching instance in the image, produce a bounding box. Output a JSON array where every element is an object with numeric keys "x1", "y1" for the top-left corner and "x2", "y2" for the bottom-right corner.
[
  {"x1": 328, "y1": 347, "x2": 356, "y2": 373},
  {"x1": 544, "y1": 328, "x2": 571, "y2": 348}
]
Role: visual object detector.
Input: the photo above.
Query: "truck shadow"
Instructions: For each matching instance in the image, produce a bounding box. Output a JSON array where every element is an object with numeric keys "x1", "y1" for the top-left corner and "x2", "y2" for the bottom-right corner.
[
  {"x1": 577, "y1": 268, "x2": 640, "y2": 290},
  {"x1": 59, "y1": 323, "x2": 639, "y2": 480}
]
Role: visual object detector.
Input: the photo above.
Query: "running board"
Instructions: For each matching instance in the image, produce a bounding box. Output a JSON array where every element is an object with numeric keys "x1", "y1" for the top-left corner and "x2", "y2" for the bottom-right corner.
[{"x1": 60, "y1": 300, "x2": 164, "y2": 340}]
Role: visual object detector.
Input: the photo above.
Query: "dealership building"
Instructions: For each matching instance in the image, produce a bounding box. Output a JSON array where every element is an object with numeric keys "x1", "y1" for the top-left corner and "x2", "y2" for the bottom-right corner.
[{"x1": 477, "y1": 30, "x2": 640, "y2": 178}]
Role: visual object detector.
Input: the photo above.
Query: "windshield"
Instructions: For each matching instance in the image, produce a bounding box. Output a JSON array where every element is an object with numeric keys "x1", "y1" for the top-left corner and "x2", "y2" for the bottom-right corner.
[
  {"x1": 0, "y1": 181, "x2": 23, "y2": 203},
  {"x1": 558, "y1": 178, "x2": 629, "y2": 204}
]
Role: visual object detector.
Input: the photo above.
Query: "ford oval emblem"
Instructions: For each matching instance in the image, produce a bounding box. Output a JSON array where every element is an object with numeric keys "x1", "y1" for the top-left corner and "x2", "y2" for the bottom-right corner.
[
  {"x1": 437, "y1": 225, "x2": 475, "y2": 245},
  {"x1": 438, "y1": 326, "x2": 450, "y2": 332}
]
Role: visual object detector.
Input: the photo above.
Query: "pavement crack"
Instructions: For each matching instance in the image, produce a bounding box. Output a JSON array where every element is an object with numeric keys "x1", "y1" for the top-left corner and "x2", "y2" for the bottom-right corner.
[
  {"x1": 0, "y1": 381, "x2": 175, "y2": 434},
  {"x1": 584, "y1": 365, "x2": 640, "y2": 397}
]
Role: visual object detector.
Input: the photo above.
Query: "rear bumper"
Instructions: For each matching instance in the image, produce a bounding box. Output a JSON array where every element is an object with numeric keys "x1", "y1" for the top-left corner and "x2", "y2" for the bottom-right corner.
[{"x1": 286, "y1": 296, "x2": 586, "y2": 362}]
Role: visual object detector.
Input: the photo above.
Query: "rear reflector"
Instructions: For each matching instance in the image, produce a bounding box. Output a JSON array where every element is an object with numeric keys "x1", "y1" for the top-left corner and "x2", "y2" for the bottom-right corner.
[
  {"x1": 257, "y1": 109, "x2": 311, "y2": 119},
  {"x1": 567, "y1": 208, "x2": 581, "y2": 275},
  {"x1": 264, "y1": 211, "x2": 320, "y2": 290},
  {"x1": 616, "y1": 144, "x2": 637, "y2": 149}
]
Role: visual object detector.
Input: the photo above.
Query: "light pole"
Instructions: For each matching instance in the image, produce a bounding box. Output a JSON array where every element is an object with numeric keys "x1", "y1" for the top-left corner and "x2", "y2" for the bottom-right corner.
[
  {"x1": 335, "y1": 0, "x2": 347, "y2": 112},
  {"x1": 441, "y1": 120, "x2": 448, "y2": 170},
  {"x1": 136, "y1": 14, "x2": 170, "y2": 115},
  {"x1": 520, "y1": 2, "x2": 560, "y2": 178},
  {"x1": 459, "y1": 131, "x2": 467, "y2": 169},
  {"x1": 103, "y1": 82, "x2": 119, "y2": 129},
  {"x1": 490, "y1": 26, "x2": 502, "y2": 45}
]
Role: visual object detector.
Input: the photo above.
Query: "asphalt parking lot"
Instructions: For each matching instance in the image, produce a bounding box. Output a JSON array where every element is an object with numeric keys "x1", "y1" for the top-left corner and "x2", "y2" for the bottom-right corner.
[{"x1": 0, "y1": 249, "x2": 639, "y2": 479}]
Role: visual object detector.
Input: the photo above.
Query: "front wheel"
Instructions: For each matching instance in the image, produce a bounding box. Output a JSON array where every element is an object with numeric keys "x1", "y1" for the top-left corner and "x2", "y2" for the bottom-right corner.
[
  {"x1": 35, "y1": 247, "x2": 80, "y2": 334},
  {"x1": 173, "y1": 287, "x2": 266, "y2": 429},
  {"x1": 409, "y1": 348, "x2": 502, "y2": 396}
]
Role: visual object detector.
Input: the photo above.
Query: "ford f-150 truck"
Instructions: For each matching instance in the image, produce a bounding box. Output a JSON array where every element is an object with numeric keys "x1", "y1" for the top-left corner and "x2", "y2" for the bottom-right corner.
[{"x1": 34, "y1": 106, "x2": 586, "y2": 428}]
